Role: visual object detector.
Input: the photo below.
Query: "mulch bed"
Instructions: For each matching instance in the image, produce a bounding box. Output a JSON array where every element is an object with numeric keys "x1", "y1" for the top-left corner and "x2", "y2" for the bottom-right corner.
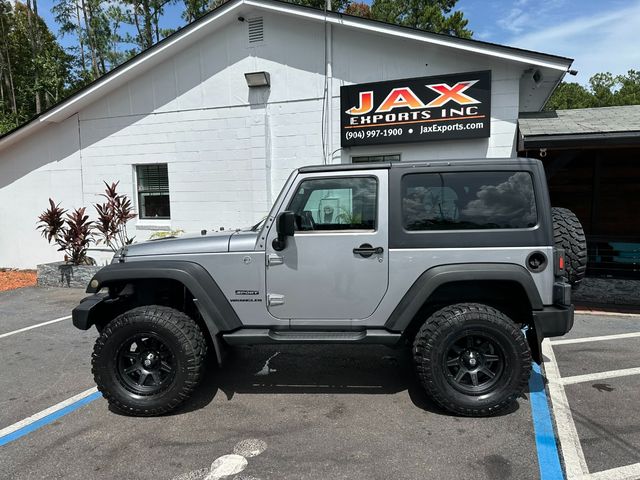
[{"x1": 0, "y1": 269, "x2": 37, "y2": 292}]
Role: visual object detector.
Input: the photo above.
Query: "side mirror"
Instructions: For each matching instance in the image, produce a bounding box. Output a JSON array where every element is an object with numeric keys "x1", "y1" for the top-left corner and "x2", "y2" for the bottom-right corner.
[{"x1": 272, "y1": 211, "x2": 295, "y2": 251}]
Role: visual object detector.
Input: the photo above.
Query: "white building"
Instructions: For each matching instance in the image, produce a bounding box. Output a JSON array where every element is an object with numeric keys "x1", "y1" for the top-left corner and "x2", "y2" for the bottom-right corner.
[{"x1": 0, "y1": 0, "x2": 573, "y2": 269}]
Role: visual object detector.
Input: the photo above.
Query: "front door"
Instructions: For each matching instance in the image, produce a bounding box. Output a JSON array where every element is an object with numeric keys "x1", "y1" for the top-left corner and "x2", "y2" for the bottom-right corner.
[{"x1": 265, "y1": 170, "x2": 389, "y2": 321}]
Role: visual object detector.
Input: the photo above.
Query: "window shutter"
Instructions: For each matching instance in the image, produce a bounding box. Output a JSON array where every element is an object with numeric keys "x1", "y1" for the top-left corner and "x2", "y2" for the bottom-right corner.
[{"x1": 137, "y1": 164, "x2": 169, "y2": 192}]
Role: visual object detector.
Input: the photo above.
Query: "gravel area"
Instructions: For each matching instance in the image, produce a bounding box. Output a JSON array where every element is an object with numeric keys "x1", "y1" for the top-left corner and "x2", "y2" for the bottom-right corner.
[{"x1": 0, "y1": 269, "x2": 37, "y2": 292}]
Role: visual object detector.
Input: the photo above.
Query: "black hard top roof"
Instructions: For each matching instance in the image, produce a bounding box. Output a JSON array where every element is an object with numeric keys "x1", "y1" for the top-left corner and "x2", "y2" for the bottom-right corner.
[{"x1": 298, "y1": 158, "x2": 541, "y2": 173}]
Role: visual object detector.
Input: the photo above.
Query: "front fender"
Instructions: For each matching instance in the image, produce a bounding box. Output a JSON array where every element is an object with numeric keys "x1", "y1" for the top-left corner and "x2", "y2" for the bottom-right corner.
[{"x1": 83, "y1": 260, "x2": 242, "y2": 335}]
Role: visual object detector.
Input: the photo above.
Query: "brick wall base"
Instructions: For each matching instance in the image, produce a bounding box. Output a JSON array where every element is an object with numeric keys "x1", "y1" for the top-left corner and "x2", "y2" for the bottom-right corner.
[{"x1": 37, "y1": 262, "x2": 102, "y2": 289}]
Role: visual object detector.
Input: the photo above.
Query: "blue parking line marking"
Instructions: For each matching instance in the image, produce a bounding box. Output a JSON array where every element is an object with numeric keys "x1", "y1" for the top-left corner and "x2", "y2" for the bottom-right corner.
[
  {"x1": 529, "y1": 362, "x2": 564, "y2": 480},
  {"x1": 0, "y1": 391, "x2": 102, "y2": 447}
]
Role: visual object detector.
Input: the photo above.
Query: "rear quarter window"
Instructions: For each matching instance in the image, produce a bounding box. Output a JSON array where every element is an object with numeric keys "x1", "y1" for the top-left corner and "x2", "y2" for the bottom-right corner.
[{"x1": 402, "y1": 171, "x2": 537, "y2": 230}]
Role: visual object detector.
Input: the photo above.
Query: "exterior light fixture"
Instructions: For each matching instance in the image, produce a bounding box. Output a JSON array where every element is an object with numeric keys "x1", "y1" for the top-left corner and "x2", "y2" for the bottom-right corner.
[{"x1": 244, "y1": 71, "x2": 270, "y2": 88}]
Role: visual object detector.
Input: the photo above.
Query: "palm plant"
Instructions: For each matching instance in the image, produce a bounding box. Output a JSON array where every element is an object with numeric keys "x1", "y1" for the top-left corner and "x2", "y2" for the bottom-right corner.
[
  {"x1": 94, "y1": 181, "x2": 136, "y2": 252},
  {"x1": 37, "y1": 201, "x2": 94, "y2": 265}
]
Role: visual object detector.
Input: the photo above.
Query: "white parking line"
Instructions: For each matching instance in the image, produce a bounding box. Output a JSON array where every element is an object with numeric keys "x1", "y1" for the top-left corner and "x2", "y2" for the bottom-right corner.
[
  {"x1": 551, "y1": 332, "x2": 640, "y2": 346},
  {"x1": 575, "y1": 310, "x2": 640, "y2": 318},
  {"x1": 560, "y1": 367, "x2": 640, "y2": 386},
  {"x1": 541, "y1": 339, "x2": 589, "y2": 479},
  {"x1": 0, "y1": 315, "x2": 72, "y2": 339},
  {"x1": 588, "y1": 463, "x2": 640, "y2": 480},
  {"x1": 0, "y1": 387, "x2": 99, "y2": 446}
]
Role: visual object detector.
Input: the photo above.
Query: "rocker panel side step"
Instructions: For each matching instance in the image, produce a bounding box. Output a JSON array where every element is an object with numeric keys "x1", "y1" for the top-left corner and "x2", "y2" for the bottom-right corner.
[{"x1": 222, "y1": 329, "x2": 402, "y2": 345}]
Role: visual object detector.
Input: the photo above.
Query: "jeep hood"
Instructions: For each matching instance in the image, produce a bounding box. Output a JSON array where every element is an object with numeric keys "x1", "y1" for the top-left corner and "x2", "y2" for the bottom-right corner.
[{"x1": 122, "y1": 231, "x2": 258, "y2": 257}]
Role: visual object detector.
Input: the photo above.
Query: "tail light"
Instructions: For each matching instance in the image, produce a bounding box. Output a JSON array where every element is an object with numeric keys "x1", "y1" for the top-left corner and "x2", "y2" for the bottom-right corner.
[{"x1": 554, "y1": 248, "x2": 566, "y2": 277}]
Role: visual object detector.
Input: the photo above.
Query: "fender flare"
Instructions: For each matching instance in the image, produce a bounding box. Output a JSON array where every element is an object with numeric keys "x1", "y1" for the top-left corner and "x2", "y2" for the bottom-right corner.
[
  {"x1": 86, "y1": 260, "x2": 242, "y2": 335},
  {"x1": 384, "y1": 263, "x2": 543, "y2": 332}
]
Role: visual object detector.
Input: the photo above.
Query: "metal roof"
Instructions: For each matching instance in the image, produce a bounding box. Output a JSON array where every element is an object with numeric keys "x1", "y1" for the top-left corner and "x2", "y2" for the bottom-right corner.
[{"x1": 519, "y1": 105, "x2": 640, "y2": 149}]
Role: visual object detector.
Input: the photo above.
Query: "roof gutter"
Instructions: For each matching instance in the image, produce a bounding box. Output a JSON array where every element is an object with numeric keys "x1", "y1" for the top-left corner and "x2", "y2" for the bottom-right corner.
[
  {"x1": 0, "y1": 0, "x2": 573, "y2": 153},
  {"x1": 40, "y1": 0, "x2": 243, "y2": 124},
  {"x1": 520, "y1": 131, "x2": 640, "y2": 150},
  {"x1": 0, "y1": 0, "x2": 244, "y2": 152}
]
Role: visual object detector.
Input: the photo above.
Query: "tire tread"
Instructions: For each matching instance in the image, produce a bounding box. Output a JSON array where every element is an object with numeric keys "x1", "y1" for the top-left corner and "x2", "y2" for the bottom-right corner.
[
  {"x1": 552, "y1": 207, "x2": 587, "y2": 287},
  {"x1": 92, "y1": 305, "x2": 207, "y2": 416},
  {"x1": 413, "y1": 303, "x2": 531, "y2": 417}
]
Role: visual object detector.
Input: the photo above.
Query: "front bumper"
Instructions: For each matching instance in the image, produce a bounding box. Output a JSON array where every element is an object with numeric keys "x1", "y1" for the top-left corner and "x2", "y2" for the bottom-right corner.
[{"x1": 72, "y1": 293, "x2": 109, "y2": 330}]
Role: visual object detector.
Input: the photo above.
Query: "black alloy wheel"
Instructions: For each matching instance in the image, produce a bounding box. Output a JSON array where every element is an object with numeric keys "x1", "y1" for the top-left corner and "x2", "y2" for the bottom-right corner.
[
  {"x1": 443, "y1": 332, "x2": 505, "y2": 395},
  {"x1": 116, "y1": 333, "x2": 176, "y2": 395}
]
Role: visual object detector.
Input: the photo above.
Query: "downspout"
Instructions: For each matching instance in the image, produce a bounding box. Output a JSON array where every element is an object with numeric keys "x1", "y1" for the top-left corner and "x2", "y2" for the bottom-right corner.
[
  {"x1": 265, "y1": 103, "x2": 272, "y2": 207},
  {"x1": 325, "y1": 0, "x2": 333, "y2": 164}
]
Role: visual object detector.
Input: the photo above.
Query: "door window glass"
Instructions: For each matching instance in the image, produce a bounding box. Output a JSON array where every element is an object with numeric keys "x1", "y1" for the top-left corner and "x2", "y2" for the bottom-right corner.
[
  {"x1": 288, "y1": 177, "x2": 377, "y2": 231},
  {"x1": 402, "y1": 171, "x2": 537, "y2": 230}
]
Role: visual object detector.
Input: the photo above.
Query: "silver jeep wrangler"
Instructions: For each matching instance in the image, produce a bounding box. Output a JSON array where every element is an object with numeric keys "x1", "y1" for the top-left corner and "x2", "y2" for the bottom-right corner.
[{"x1": 73, "y1": 158, "x2": 586, "y2": 417}]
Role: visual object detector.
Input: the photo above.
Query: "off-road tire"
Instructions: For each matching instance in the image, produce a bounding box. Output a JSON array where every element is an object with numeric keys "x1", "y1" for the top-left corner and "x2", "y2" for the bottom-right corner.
[
  {"x1": 552, "y1": 207, "x2": 587, "y2": 287},
  {"x1": 92, "y1": 305, "x2": 207, "y2": 416},
  {"x1": 413, "y1": 303, "x2": 531, "y2": 417}
]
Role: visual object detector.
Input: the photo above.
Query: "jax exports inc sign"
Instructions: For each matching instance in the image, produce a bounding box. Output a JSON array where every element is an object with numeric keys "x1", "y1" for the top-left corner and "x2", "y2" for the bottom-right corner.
[{"x1": 340, "y1": 70, "x2": 491, "y2": 147}]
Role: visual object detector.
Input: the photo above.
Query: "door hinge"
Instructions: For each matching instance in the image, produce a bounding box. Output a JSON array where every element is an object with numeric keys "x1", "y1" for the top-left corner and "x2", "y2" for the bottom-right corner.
[
  {"x1": 267, "y1": 253, "x2": 284, "y2": 266},
  {"x1": 267, "y1": 294, "x2": 285, "y2": 307}
]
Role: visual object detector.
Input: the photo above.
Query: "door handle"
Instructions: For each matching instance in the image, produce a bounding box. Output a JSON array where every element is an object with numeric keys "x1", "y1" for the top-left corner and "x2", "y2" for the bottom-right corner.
[
  {"x1": 267, "y1": 294, "x2": 285, "y2": 307},
  {"x1": 266, "y1": 253, "x2": 284, "y2": 266},
  {"x1": 353, "y1": 243, "x2": 384, "y2": 258}
]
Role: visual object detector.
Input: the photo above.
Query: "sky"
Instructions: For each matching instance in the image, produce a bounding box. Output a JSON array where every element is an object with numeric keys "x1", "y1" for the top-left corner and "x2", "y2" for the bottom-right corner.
[
  {"x1": 457, "y1": 0, "x2": 640, "y2": 84},
  {"x1": 32, "y1": 0, "x2": 640, "y2": 86}
]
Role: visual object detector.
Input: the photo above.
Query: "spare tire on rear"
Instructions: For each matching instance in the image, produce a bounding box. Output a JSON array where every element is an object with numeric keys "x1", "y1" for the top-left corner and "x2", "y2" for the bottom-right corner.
[{"x1": 551, "y1": 207, "x2": 587, "y2": 287}]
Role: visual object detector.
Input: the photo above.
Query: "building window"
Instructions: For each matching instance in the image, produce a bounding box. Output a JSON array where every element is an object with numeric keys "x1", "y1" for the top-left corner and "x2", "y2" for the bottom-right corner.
[
  {"x1": 352, "y1": 154, "x2": 401, "y2": 163},
  {"x1": 136, "y1": 164, "x2": 170, "y2": 219}
]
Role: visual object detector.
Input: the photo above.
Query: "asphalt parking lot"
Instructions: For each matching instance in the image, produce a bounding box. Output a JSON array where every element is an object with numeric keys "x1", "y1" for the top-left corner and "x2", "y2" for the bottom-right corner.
[
  {"x1": 1, "y1": 287, "x2": 639, "y2": 480},
  {"x1": 542, "y1": 313, "x2": 640, "y2": 479}
]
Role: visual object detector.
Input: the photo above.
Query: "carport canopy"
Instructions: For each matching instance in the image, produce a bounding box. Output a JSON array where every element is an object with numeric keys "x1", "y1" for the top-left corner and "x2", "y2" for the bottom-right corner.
[
  {"x1": 517, "y1": 105, "x2": 640, "y2": 279},
  {"x1": 518, "y1": 105, "x2": 640, "y2": 150}
]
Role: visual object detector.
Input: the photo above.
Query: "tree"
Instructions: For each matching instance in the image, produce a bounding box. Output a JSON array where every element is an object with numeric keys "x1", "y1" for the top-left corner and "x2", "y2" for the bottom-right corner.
[
  {"x1": 286, "y1": 0, "x2": 352, "y2": 12},
  {"x1": 371, "y1": 0, "x2": 472, "y2": 37},
  {"x1": 25, "y1": 0, "x2": 43, "y2": 113},
  {"x1": 0, "y1": 0, "x2": 18, "y2": 119},
  {"x1": 120, "y1": 0, "x2": 176, "y2": 51},
  {"x1": 52, "y1": 0, "x2": 89, "y2": 78},
  {"x1": 13, "y1": 3, "x2": 71, "y2": 109},
  {"x1": 182, "y1": 0, "x2": 210, "y2": 22},
  {"x1": 53, "y1": 0, "x2": 115, "y2": 84},
  {"x1": 0, "y1": 1, "x2": 71, "y2": 132},
  {"x1": 589, "y1": 72, "x2": 616, "y2": 107},
  {"x1": 544, "y1": 82, "x2": 594, "y2": 110},
  {"x1": 616, "y1": 70, "x2": 640, "y2": 105},
  {"x1": 344, "y1": 1, "x2": 371, "y2": 18},
  {"x1": 546, "y1": 70, "x2": 640, "y2": 111}
]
